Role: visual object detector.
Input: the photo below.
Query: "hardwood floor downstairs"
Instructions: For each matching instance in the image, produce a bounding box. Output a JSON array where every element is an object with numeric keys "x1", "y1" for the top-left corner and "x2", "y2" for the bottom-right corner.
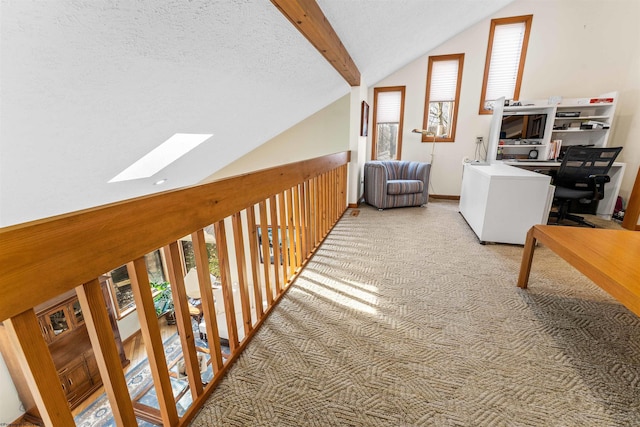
[{"x1": 70, "y1": 317, "x2": 178, "y2": 418}]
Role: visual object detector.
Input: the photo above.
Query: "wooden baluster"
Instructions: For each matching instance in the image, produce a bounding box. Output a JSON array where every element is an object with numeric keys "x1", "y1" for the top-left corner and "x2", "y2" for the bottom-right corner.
[
  {"x1": 340, "y1": 165, "x2": 344, "y2": 215},
  {"x1": 336, "y1": 167, "x2": 342, "y2": 215},
  {"x1": 314, "y1": 176, "x2": 321, "y2": 248},
  {"x1": 286, "y1": 188, "x2": 297, "y2": 276},
  {"x1": 128, "y1": 258, "x2": 179, "y2": 426},
  {"x1": 277, "y1": 191, "x2": 290, "y2": 288},
  {"x1": 331, "y1": 169, "x2": 336, "y2": 225},
  {"x1": 245, "y1": 206, "x2": 264, "y2": 319},
  {"x1": 192, "y1": 229, "x2": 224, "y2": 373},
  {"x1": 305, "y1": 180, "x2": 312, "y2": 255},
  {"x1": 335, "y1": 167, "x2": 340, "y2": 215},
  {"x1": 214, "y1": 220, "x2": 240, "y2": 352},
  {"x1": 292, "y1": 185, "x2": 303, "y2": 268},
  {"x1": 232, "y1": 212, "x2": 253, "y2": 338},
  {"x1": 268, "y1": 196, "x2": 282, "y2": 294},
  {"x1": 330, "y1": 169, "x2": 335, "y2": 224},
  {"x1": 5, "y1": 310, "x2": 74, "y2": 426},
  {"x1": 308, "y1": 178, "x2": 316, "y2": 250},
  {"x1": 258, "y1": 201, "x2": 274, "y2": 306},
  {"x1": 322, "y1": 172, "x2": 329, "y2": 235},
  {"x1": 164, "y1": 241, "x2": 204, "y2": 398},
  {"x1": 299, "y1": 182, "x2": 308, "y2": 259},
  {"x1": 76, "y1": 279, "x2": 137, "y2": 427}
]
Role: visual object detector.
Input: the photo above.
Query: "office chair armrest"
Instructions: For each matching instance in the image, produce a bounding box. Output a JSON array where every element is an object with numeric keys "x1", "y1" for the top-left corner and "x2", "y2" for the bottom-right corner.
[
  {"x1": 588, "y1": 174, "x2": 611, "y2": 200},
  {"x1": 588, "y1": 174, "x2": 611, "y2": 185}
]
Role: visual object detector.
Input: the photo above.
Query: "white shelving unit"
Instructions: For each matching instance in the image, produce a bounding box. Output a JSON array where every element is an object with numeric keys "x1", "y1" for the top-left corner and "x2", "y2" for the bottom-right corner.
[
  {"x1": 487, "y1": 92, "x2": 618, "y2": 163},
  {"x1": 483, "y1": 92, "x2": 624, "y2": 219},
  {"x1": 551, "y1": 95, "x2": 617, "y2": 152}
]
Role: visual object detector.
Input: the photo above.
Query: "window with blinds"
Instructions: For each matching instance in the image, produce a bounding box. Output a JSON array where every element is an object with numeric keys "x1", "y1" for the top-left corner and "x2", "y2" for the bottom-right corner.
[
  {"x1": 422, "y1": 54, "x2": 464, "y2": 143},
  {"x1": 479, "y1": 15, "x2": 533, "y2": 114},
  {"x1": 372, "y1": 86, "x2": 405, "y2": 160}
]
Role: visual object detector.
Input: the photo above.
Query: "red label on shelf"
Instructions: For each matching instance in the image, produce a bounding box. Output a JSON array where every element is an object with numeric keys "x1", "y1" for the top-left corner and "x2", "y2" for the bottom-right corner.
[{"x1": 589, "y1": 98, "x2": 614, "y2": 104}]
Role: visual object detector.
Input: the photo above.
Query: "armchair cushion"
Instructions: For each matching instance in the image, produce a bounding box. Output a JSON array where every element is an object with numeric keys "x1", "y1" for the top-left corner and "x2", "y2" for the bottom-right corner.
[
  {"x1": 364, "y1": 160, "x2": 431, "y2": 209},
  {"x1": 387, "y1": 180, "x2": 423, "y2": 195}
]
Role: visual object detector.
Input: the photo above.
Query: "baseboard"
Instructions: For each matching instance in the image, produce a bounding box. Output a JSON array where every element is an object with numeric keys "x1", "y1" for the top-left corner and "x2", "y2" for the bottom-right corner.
[
  {"x1": 14, "y1": 413, "x2": 41, "y2": 426},
  {"x1": 122, "y1": 328, "x2": 142, "y2": 347},
  {"x1": 348, "y1": 193, "x2": 365, "y2": 209},
  {"x1": 429, "y1": 194, "x2": 460, "y2": 201}
]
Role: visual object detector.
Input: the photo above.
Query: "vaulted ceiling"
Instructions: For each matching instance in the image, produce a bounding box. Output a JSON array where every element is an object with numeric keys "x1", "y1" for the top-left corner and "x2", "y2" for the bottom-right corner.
[{"x1": 0, "y1": 0, "x2": 514, "y2": 226}]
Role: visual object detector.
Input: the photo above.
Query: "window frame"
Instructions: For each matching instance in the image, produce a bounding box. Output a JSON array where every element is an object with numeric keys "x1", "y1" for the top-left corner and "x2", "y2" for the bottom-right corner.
[
  {"x1": 479, "y1": 14, "x2": 533, "y2": 115},
  {"x1": 107, "y1": 249, "x2": 169, "y2": 319},
  {"x1": 371, "y1": 86, "x2": 406, "y2": 160},
  {"x1": 421, "y1": 53, "x2": 464, "y2": 143}
]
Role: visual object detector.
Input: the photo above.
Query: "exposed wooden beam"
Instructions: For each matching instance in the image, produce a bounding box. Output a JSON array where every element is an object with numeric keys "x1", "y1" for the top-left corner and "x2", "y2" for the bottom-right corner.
[{"x1": 271, "y1": 0, "x2": 361, "y2": 86}]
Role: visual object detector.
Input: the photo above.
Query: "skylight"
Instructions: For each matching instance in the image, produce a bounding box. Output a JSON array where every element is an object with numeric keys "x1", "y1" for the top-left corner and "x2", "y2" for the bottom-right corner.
[{"x1": 109, "y1": 133, "x2": 213, "y2": 183}]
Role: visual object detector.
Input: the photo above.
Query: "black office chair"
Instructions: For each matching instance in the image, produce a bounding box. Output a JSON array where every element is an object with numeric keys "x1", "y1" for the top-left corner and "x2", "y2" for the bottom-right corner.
[{"x1": 549, "y1": 146, "x2": 622, "y2": 227}]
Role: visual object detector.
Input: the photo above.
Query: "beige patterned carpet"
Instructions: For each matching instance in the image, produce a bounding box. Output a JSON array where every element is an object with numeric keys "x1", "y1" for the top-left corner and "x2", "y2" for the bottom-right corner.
[{"x1": 191, "y1": 200, "x2": 639, "y2": 426}]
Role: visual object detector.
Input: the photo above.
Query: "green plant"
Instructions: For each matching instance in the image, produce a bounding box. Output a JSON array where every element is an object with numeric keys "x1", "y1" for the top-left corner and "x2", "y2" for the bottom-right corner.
[{"x1": 150, "y1": 281, "x2": 173, "y2": 316}]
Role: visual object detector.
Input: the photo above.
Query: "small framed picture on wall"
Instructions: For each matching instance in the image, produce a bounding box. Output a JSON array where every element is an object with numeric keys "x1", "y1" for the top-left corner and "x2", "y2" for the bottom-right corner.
[{"x1": 360, "y1": 101, "x2": 369, "y2": 137}]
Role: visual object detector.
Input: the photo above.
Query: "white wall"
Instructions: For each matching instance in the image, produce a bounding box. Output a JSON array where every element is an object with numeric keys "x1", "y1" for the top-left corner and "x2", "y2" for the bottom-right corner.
[
  {"x1": 349, "y1": 85, "x2": 370, "y2": 205},
  {"x1": 0, "y1": 0, "x2": 349, "y2": 227},
  {"x1": 368, "y1": 0, "x2": 640, "y2": 200},
  {"x1": 202, "y1": 95, "x2": 351, "y2": 182},
  {"x1": 0, "y1": 355, "x2": 23, "y2": 424}
]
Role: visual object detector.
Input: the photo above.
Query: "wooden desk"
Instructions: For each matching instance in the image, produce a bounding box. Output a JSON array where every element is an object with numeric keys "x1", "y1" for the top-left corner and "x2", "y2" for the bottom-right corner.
[{"x1": 518, "y1": 225, "x2": 640, "y2": 317}]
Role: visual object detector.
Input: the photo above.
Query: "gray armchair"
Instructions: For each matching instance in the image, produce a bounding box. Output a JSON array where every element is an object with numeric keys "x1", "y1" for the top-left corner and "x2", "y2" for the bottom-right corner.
[{"x1": 364, "y1": 160, "x2": 431, "y2": 209}]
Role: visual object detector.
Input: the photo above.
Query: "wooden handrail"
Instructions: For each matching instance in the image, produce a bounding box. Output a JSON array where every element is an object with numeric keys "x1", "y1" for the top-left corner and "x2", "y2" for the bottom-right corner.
[
  {"x1": 0, "y1": 151, "x2": 350, "y2": 426},
  {"x1": 0, "y1": 151, "x2": 349, "y2": 321}
]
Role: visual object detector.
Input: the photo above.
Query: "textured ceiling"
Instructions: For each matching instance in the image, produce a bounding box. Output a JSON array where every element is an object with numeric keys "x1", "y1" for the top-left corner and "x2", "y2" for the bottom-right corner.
[
  {"x1": 0, "y1": 0, "x2": 513, "y2": 226},
  {"x1": 318, "y1": 0, "x2": 514, "y2": 86}
]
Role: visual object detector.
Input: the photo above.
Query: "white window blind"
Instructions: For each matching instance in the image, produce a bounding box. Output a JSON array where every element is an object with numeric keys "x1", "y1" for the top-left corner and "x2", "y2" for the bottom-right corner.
[
  {"x1": 429, "y1": 59, "x2": 459, "y2": 102},
  {"x1": 376, "y1": 91, "x2": 401, "y2": 123},
  {"x1": 485, "y1": 22, "x2": 526, "y2": 101}
]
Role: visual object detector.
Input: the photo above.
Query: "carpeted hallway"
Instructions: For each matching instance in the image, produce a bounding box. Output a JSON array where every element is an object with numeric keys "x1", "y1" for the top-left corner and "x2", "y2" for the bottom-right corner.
[{"x1": 191, "y1": 200, "x2": 640, "y2": 426}]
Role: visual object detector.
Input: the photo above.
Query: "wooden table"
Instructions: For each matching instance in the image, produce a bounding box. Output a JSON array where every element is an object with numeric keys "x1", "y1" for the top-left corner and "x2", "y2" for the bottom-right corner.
[{"x1": 518, "y1": 225, "x2": 640, "y2": 317}]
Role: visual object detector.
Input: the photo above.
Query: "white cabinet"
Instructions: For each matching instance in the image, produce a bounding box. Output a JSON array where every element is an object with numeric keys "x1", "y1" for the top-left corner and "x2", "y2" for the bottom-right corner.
[{"x1": 459, "y1": 163, "x2": 554, "y2": 245}]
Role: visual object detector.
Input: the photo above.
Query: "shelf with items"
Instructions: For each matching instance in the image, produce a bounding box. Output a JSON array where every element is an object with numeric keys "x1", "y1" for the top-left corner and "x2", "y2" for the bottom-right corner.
[
  {"x1": 550, "y1": 94, "x2": 616, "y2": 151},
  {"x1": 496, "y1": 143, "x2": 545, "y2": 161}
]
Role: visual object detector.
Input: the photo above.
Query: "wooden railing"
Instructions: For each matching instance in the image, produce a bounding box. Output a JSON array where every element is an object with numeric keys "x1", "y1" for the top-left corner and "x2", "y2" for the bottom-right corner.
[
  {"x1": 622, "y1": 166, "x2": 640, "y2": 231},
  {"x1": 0, "y1": 151, "x2": 350, "y2": 426}
]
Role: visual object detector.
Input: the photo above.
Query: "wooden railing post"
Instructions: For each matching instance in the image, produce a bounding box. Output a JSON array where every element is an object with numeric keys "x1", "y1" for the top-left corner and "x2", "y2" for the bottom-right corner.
[
  {"x1": 293, "y1": 186, "x2": 303, "y2": 267},
  {"x1": 277, "y1": 192, "x2": 291, "y2": 287},
  {"x1": 214, "y1": 220, "x2": 240, "y2": 351},
  {"x1": 232, "y1": 212, "x2": 254, "y2": 337},
  {"x1": 192, "y1": 229, "x2": 224, "y2": 373},
  {"x1": 128, "y1": 257, "x2": 180, "y2": 426},
  {"x1": 5, "y1": 310, "x2": 75, "y2": 426},
  {"x1": 299, "y1": 183, "x2": 308, "y2": 259},
  {"x1": 286, "y1": 189, "x2": 297, "y2": 275},
  {"x1": 258, "y1": 201, "x2": 274, "y2": 305},
  {"x1": 76, "y1": 279, "x2": 137, "y2": 427},
  {"x1": 268, "y1": 196, "x2": 283, "y2": 294},
  {"x1": 246, "y1": 207, "x2": 265, "y2": 318},
  {"x1": 622, "y1": 166, "x2": 640, "y2": 230},
  {"x1": 164, "y1": 241, "x2": 204, "y2": 398}
]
